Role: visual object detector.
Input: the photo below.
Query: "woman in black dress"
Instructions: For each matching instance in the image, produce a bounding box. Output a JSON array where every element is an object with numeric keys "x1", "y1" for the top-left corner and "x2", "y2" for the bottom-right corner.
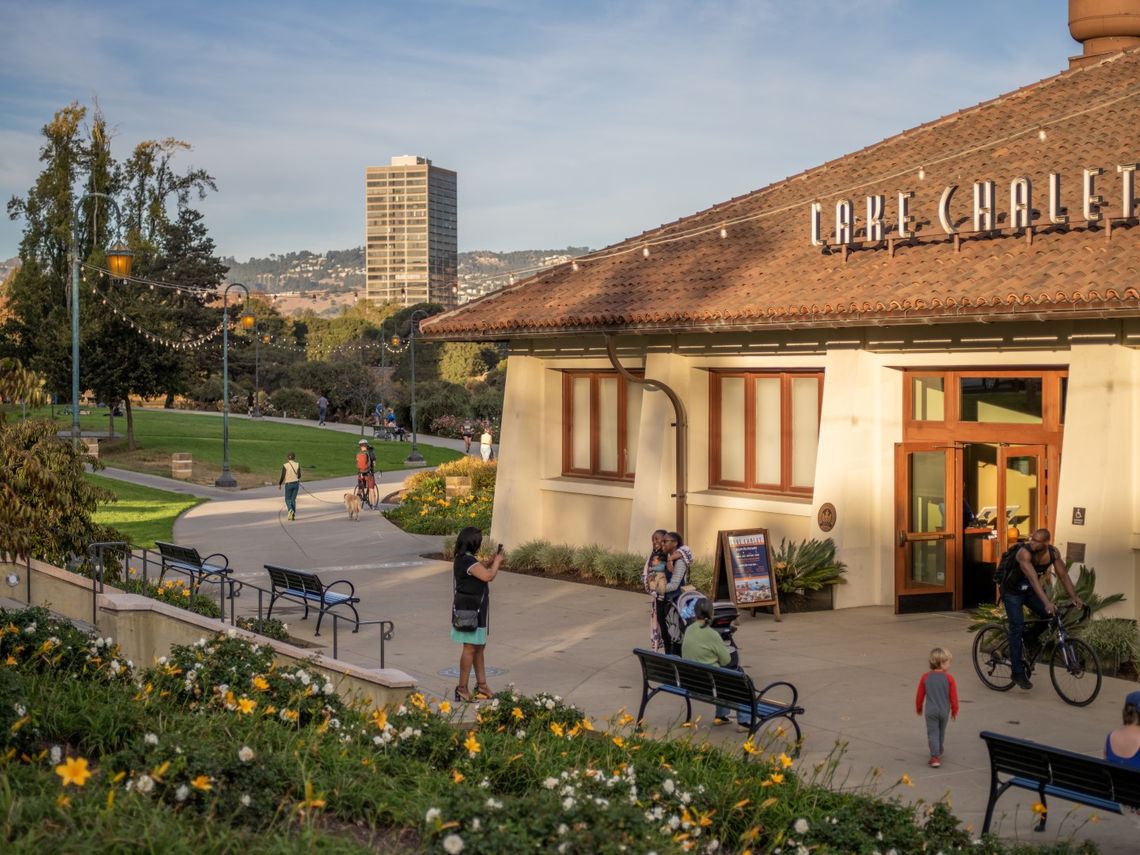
[{"x1": 451, "y1": 526, "x2": 504, "y2": 701}]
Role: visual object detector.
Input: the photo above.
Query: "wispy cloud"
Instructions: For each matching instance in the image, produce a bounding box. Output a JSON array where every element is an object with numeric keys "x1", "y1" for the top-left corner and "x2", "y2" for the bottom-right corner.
[{"x1": 1, "y1": 0, "x2": 1074, "y2": 260}]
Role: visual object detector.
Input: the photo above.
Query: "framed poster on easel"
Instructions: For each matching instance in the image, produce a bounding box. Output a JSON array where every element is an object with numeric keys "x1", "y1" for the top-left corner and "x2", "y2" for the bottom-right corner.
[{"x1": 713, "y1": 528, "x2": 781, "y2": 620}]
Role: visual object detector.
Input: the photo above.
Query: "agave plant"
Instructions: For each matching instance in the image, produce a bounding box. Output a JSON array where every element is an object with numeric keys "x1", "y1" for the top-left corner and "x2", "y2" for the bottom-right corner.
[{"x1": 772, "y1": 538, "x2": 847, "y2": 594}]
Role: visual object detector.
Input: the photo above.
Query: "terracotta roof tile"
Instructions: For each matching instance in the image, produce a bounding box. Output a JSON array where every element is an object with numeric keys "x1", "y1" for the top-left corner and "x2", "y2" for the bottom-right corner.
[{"x1": 427, "y1": 62, "x2": 1138, "y2": 345}]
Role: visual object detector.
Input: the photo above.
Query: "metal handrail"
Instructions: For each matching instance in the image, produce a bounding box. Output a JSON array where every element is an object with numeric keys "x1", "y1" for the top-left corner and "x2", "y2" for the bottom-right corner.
[{"x1": 75, "y1": 542, "x2": 395, "y2": 669}]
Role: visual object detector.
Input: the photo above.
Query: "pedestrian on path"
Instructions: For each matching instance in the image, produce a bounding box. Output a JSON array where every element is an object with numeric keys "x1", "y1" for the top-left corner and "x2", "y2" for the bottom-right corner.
[
  {"x1": 479, "y1": 424, "x2": 493, "y2": 461},
  {"x1": 641, "y1": 529, "x2": 669, "y2": 652},
  {"x1": 451, "y1": 526, "x2": 504, "y2": 702},
  {"x1": 278, "y1": 452, "x2": 301, "y2": 520},
  {"x1": 915, "y1": 646, "x2": 958, "y2": 768},
  {"x1": 317, "y1": 394, "x2": 329, "y2": 426}
]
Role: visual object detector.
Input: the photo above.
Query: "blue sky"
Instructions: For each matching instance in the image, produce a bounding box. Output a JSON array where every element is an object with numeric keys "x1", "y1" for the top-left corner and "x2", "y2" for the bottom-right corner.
[{"x1": 1, "y1": 1, "x2": 1076, "y2": 262}]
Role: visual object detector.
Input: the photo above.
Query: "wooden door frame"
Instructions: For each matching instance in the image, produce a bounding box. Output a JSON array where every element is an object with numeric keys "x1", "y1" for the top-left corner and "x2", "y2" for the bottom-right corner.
[{"x1": 894, "y1": 442, "x2": 962, "y2": 612}]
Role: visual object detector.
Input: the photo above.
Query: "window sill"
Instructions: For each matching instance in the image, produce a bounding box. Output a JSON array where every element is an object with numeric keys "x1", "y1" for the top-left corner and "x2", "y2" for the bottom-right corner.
[
  {"x1": 689, "y1": 490, "x2": 813, "y2": 515},
  {"x1": 540, "y1": 477, "x2": 635, "y2": 499}
]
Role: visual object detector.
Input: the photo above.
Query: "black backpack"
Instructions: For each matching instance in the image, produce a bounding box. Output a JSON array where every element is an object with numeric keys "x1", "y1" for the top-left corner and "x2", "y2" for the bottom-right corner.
[{"x1": 993, "y1": 543, "x2": 1025, "y2": 590}]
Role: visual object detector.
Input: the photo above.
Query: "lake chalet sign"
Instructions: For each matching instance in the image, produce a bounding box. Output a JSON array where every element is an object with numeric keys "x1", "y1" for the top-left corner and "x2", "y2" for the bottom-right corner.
[{"x1": 809, "y1": 163, "x2": 1139, "y2": 248}]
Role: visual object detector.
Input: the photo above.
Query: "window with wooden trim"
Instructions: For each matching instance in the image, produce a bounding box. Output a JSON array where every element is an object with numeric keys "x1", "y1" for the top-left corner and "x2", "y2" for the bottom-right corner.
[
  {"x1": 562, "y1": 371, "x2": 643, "y2": 479},
  {"x1": 709, "y1": 371, "x2": 823, "y2": 494}
]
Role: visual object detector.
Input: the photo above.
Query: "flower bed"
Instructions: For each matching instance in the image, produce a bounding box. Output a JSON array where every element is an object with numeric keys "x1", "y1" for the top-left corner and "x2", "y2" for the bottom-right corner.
[
  {"x1": 384, "y1": 458, "x2": 496, "y2": 535},
  {"x1": 0, "y1": 605, "x2": 1082, "y2": 853}
]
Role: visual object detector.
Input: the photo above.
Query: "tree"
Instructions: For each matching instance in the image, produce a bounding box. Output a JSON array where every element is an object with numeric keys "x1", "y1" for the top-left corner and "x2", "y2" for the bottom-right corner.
[
  {"x1": 5, "y1": 103, "x2": 228, "y2": 449},
  {"x1": 0, "y1": 359, "x2": 118, "y2": 563}
]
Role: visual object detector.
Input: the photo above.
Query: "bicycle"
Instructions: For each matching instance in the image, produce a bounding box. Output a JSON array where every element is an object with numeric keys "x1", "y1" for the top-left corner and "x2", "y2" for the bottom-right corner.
[
  {"x1": 972, "y1": 605, "x2": 1101, "y2": 706},
  {"x1": 355, "y1": 472, "x2": 376, "y2": 510}
]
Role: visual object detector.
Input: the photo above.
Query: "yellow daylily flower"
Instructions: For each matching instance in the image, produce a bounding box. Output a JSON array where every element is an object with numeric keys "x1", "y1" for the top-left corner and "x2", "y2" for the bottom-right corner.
[{"x1": 55, "y1": 757, "x2": 92, "y2": 787}]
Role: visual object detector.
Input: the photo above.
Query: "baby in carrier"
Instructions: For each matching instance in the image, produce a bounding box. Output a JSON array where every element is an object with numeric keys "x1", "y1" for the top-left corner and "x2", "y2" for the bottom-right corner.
[{"x1": 648, "y1": 548, "x2": 669, "y2": 596}]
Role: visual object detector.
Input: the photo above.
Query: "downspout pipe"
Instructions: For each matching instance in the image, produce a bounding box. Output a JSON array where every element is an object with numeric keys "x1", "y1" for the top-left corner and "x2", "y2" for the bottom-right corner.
[{"x1": 604, "y1": 334, "x2": 688, "y2": 537}]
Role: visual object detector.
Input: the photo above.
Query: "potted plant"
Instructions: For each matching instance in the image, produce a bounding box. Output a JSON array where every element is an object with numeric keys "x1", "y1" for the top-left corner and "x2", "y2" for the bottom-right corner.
[{"x1": 773, "y1": 537, "x2": 847, "y2": 612}]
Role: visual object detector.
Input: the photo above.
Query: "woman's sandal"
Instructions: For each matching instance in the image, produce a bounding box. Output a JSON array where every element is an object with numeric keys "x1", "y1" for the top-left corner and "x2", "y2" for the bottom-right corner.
[
  {"x1": 473, "y1": 685, "x2": 494, "y2": 700},
  {"x1": 454, "y1": 686, "x2": 473, "y2": 702}
]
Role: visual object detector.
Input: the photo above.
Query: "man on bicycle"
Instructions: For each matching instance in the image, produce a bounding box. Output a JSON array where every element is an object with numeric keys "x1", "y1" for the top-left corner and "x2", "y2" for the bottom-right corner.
[
  {"x1": 1002, "y1": 528, "x2": 1084, "y2": 690},
  {"x1": 355, "y1": 439, "x2": 378, "y2": 508}
]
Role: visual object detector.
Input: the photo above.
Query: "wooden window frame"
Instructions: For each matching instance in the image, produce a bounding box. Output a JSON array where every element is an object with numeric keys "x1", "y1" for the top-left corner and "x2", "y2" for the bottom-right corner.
[
  {"x1": 561, "y1": 371, "x2": 641, "y2": 480},
  {"x1": 708, "y1": 371, "x2": 824, "y2": 496},
  {"x1": 902, "y1": 368, "x2": 1068, "y2": 443}
]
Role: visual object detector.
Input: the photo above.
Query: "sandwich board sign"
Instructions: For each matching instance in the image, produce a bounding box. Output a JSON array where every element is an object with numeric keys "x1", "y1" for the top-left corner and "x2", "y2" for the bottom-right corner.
[{"x1": 713, "y1": 528, "x2": 781, "y2": 620}]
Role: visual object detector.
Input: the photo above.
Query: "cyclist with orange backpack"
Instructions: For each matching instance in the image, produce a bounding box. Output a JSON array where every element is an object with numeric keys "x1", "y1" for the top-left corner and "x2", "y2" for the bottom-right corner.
[{"x1": 355, "y1": 439, "x2": 378, "y2": 508}]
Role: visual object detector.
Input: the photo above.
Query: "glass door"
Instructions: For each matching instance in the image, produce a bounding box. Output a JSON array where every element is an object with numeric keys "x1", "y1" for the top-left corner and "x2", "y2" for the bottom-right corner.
[
  {"x1": 894, "y1": 443, "x2": 961, "y2": 612},
  {"x1": 997, "y1": 445, "x2": 1046, "y2": 553}
]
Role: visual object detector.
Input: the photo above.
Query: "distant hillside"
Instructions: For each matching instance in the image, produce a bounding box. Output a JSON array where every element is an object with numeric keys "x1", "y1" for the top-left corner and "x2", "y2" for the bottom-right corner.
[{"x1": 223, "y1": 247, "x2": 592, "y2": 299}]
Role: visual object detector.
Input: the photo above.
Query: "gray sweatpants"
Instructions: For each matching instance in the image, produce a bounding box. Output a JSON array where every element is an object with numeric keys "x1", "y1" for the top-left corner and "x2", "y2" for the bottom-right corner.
[{"x1": 925, "y1": 711, "x2": 948, "y2": 757}]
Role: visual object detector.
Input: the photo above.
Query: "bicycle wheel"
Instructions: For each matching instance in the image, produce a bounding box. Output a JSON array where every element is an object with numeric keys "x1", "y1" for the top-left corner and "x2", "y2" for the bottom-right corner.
[
  {"x1": 972, "y1": 625, "x2": 1015, "y2": 691},
  {"x1": 1049, "y1": 638, "x2": 1101, "y2": 707}
]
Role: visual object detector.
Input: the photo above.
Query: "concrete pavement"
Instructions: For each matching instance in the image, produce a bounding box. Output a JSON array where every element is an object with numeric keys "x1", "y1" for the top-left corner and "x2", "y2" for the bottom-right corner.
[{"x1": 98, "y1": 447, "x2": 1136, "y2": 852}]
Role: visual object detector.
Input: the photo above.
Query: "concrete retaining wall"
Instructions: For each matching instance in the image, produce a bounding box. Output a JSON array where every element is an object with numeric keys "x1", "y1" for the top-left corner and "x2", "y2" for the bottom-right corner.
[{"x1": 1, "y1": 558, "x2": 416, "y2": 710}]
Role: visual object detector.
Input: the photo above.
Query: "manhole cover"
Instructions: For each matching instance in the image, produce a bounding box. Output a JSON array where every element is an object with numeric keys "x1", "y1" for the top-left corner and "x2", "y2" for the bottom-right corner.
[{"x1": 438, "y1": 666, "x2": 508, "y2": 678}]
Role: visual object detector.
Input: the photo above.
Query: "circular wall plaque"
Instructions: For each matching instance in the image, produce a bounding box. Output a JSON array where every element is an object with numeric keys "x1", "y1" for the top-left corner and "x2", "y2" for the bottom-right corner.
[{"x1": 817, "y1": 502, "x2": 837, "y2": 532}]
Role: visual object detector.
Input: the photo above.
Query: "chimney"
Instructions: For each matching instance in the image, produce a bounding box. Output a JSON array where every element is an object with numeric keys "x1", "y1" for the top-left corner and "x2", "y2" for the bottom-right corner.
[{"x1": 1069, "y1": 0, "x2": 1140, "y2": 67}]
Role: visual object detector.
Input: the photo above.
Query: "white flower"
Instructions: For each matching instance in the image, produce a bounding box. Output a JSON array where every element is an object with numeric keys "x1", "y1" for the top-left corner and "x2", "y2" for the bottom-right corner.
[
  {"x1": 238, "y1": 746, "x2": 255, "y2": 762},
  {"x1": 470, "y1": 817, "x2": 481, "y2": 831},
  {"x1": 23, "y1": 622, "x2": 36, "y2": 634},
  {"x1": 557, "y1": 823, "x2": 569, "y2": 835},
  {"x1": 557, "y1": 844, "x2": 568, "y2": 854},
  {"x1": 662, "y1": 779, "x2": 675, "y2": 795},
  {"x1": 157, "y1": 656, "x2": 167, "y2": 665},
  {"x1": 442, "y1": 833, "x2": 465, "y2": 854},
  {"x1": 226, "y1": 628, "x2": 237, "y2": 638},
  {"x1": 425, "y1": 807, "x2": 441, "y2": 824},
  {"x1": 323, "y1": 681, "x2": 335, "y2": 695},
  {"x1": 195, "y1": 638, "x2": 207, "y2": 648},
  {"x1": 240, "y1": 794, "x2": 252, "y2": 807},
  {"x1": 562, "y1": 796, "x2": 575, "y2": 810},
  {"x1": 515, "y1": 729, "x2": 526, "y2": 739},
  {"x1": 668, "y1": 815, "x2": 681, "y2": 830},
  {"x1": 14, "y1": 703, "x2": 26, "y2": 717},
  {"x1": 297, "y1": 670, "x2": 311, "y2": 686},
  {"x1": 478, "y1": 778, "x2": 490, "y2": 789},
  {"x1": 144, "y1": 733, "x2": 159, "y2": 746},
  {"x1": 793, "y1": 818, "x2": 809, "y2": 835},
  {"x1": 175, "y1": 784, "x2": 190, "y2": 802},
  {"x1": 544, "y1": 777, "x2": 559, "y2": 790},
  {"x1": 485, "y1": 797, "x2": 502, "y2": 810},
  {"x1": 49, "y1": 745, "x2": 61, "y2": 765},
  {"x1": 136, "y1": 774, "x2": 155, "y2": 795}
]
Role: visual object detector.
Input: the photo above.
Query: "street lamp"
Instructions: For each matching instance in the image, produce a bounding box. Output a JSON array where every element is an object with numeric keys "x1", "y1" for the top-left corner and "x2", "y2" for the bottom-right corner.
[
  {"x1": 215, "y1": 283, "x2": 249, "y2": 488},
  {"x1": 69, "y1": 194, "x2": 133, "y2": 448},
  {"x1": 404, "y1": 309, "x2": 429, "y2": 464},
  {"x1": 241, "y1": 313, "x2": 263, "y2": 417}
]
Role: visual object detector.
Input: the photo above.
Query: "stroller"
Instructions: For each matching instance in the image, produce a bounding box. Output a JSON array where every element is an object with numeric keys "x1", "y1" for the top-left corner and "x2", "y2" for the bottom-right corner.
[{"x1": 667, "y1": 591, "x2": 741, "y2": 667}]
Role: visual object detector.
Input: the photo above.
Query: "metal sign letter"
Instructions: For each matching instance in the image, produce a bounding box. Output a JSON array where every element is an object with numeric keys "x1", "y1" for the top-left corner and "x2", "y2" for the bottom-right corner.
[
  {"x1": 938, "y1": 184, "x2": 959, "y2": 235},
  {"x1": 865, "y1": 195, "x2": 884, "y2": 241},
  {"x1": 1084, "y1": 167, "x2": 1104, "y2": 222},
  {"x1": 1049, "y1": 172, "x2": 1069, "y2": 224},
  {"x1": 1010, "y1": 177, "x2": 1032, "y2": 229}
]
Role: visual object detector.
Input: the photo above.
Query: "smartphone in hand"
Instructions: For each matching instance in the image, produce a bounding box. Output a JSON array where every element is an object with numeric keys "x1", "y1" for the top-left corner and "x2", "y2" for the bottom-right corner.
[{"x1": 496, "y1": 543, "x2": 505, "y2": 554}]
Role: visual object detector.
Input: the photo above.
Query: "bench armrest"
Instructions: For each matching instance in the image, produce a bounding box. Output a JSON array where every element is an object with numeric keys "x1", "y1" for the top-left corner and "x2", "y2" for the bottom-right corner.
[
  {"x1": 201, "y1": 552, "x2": 230, "y2": 571},
  {"x1": 323, "y1": 579, "x2": 357, "y2": 602},
  {"x1": 754, "y1": 679, "x2": 799, "y2": 709}
]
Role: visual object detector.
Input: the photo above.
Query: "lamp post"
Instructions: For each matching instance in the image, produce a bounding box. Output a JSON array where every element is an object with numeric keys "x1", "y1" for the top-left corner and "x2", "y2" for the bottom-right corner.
[
  {"x1": 404, "y1": 309, "x2": 429, "y2": 464},
  {"x1": 215, "y1": 283, "x2": 249, "y2": 488},
  {"x1": 241, "y1": 313, "x2": 263, "y2": 417},
  {"x1": 69, "y1": 192, "x2": 133, "y2": 448}
]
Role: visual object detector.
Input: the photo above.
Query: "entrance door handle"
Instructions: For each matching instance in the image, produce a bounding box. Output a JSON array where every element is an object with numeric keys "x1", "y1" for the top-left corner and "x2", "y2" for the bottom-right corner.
[{"x1": 898, "y1": 530, "x2": 955, "y2": 547}]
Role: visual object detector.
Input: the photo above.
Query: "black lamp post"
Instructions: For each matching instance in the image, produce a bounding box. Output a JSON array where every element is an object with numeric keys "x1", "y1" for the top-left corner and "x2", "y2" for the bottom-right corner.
[
  {"x1": 241, "y1": 313, "x2": 263, "y2": 417},
  {"x1": 69, "y1": 192, "x2": 133, "y2": 448},
  {"x1": 404, "y1": 309, "x2": 429, "y2": 464},
  {"x1": 215, "y1": 283, "x2": 249, "y2": 488}
]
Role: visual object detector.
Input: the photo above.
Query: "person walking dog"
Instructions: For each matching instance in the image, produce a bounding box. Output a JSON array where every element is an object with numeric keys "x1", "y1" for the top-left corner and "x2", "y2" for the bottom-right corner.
[{"x1": 278, "y1": 452, "x2": 301, "y2": 520}]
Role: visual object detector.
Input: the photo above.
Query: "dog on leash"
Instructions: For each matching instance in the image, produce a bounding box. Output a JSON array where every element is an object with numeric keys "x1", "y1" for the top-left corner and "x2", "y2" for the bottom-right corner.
[{"x1": 343, "y1": 492, "x2": 362, "y2": 521}]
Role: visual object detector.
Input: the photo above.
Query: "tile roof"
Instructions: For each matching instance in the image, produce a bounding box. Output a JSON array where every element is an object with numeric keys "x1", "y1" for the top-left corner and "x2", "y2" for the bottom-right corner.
[{"x1": 424, "y1": 49, "x2": 1140, "y2": 340}]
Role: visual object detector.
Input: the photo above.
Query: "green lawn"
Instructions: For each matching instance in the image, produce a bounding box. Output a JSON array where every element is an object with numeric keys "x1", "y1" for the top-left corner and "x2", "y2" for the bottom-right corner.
[
  {"x1": 88, "y1": 474, "x2": 205, "y2": 548},
  {"x1": 25, "y1": 407, "x2": 461, "y2": 488}
]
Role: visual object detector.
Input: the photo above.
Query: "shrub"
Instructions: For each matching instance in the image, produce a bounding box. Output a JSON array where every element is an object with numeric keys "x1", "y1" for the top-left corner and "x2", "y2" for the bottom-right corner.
[
  {"x1": 772, "y1": 538, "x2": 848, "y2": 594},
  {"x1": 234, "y1": 616, "x2": 291, "y2": 642},
  {"x1": 540, "y1": 543, "x2": 577, "y2": 575},
  {"x1": 413, "y1": 380, "x2": 472, "y2": 433},
  {"x1": 1079, "y1": 617, "x2": 1139, "y2": 672},
  {"x1": 269, "y1": 386, "x2": 316, "y2": 419},
  {"x1": 504, "y1": 539, "x2": 547, "y2": 573}
]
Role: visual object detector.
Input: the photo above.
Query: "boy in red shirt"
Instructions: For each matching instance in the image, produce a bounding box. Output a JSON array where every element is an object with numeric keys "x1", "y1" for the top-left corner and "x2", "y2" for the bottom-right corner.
[{"x1": 916, "y1": 647, "x2": 959, "y2": 768}]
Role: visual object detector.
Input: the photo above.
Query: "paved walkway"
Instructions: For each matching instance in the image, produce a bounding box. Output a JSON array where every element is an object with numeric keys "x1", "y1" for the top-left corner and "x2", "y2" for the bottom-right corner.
[{"x1": 95, "y1": 433, "x2": 1136, "y2": 851}]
